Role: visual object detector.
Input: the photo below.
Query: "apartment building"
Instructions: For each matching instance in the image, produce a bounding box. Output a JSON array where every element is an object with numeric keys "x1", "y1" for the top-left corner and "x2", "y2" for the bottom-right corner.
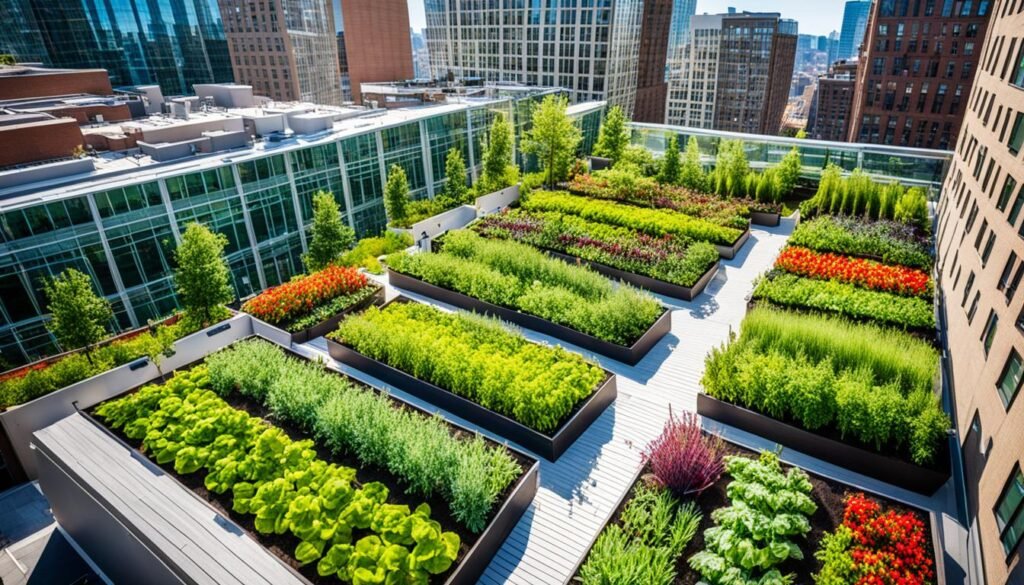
[
  {"x1": 666, "y1": 12, "x2": 797, "y2": 135},
  {"x1": 808, "y1": 60, "x2": 859, "y2": 141},
  {"x1": 424, "y1": 0, "x2": 643, "y2": 116},
  {"x1": 219, "y1": 0, "x2": 343, "y2": 106},
  {"x1": 935, "y1": 2, "x2": 1024, "y2": 583},
  {"x1": 849, "y1": 0, "x2": 993, "y2": 149}
]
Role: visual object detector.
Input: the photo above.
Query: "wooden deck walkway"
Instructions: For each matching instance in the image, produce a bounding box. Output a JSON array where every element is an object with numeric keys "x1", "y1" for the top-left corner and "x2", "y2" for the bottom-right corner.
[{"x1": 296, "y1": 217, "x2": 958, "y2": 584}]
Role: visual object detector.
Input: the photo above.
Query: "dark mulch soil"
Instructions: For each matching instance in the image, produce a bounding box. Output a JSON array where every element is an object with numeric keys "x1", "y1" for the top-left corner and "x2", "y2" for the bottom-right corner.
[
  {"x1": 89, "y1": 351, "x2": 534, "y2": 585},
  {"x1": 573, "y1": 443, "x2": 936, "y2": 585}
]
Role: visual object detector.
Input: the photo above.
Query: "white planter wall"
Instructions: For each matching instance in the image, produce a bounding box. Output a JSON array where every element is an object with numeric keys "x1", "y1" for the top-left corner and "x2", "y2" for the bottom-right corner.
[
  {"x1": 1, "y1": 313, "x2": 253, "y2": 479},
  {"x1": 475, "y1": 184, "x2": 520, "y2": 217},
  {"x1": 388, "y1": 185, "x2": 521, "y2": 250}
]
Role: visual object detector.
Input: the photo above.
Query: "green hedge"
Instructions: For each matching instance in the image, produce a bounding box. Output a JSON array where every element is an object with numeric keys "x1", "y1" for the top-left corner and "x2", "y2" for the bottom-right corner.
[{"x1": 333, "y1": 302, "x2": 605, "y2": 433}]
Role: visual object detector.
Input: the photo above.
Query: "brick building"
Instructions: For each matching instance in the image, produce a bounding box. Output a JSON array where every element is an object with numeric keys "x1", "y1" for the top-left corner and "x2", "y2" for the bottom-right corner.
[
  {"x1": 809, "y1": 60, "x2": 858, "y2": 141},
  {"x1": 632, "y1": 0, "x2": 673, "y2": 123},
  {"x1": 340, "y1": 0, "x2": 414, "y2": 104},
  {"x1": 849, "y1": 0, "x2": 993, "y2": 149}
]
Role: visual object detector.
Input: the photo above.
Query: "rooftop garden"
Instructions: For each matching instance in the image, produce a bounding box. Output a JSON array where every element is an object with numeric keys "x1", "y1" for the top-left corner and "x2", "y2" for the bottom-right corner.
[
  {"x1": 94, "y1": 338, "x2": 534, "y2": 582},
  {"x1": 576, "y1": 413, "x2": 936, "y2": 585}
]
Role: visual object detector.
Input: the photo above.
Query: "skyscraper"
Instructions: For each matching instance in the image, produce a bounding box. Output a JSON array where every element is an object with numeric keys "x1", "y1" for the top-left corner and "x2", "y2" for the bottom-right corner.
[
  {"x1": 935, "y1": 6, "x2": 1024, "y2": 584},
  {"x1": 837, "y1": 0, "x2": 871, "y2": 62},
  {"x1": 633, "y1": 0, "x2": 684, "y2": 122},
  {"x1": 219, "y1": 0, "x2": 343, "y2": 105},
  {"x1": 666, "y1": 12, "x2": 797, "y2": 135},
  {"x1": 0, "y1": 0, "x2": 49, "y2": 65},
  {"x1": 340, "y1": 0, "x2": 414, "y2": 104},
  {"x1": 808, "y1": 60, "x2": 857, "y2": 141},
  {"x1": 424, "y1": 0, "x2": 644, "y2": 116},
  {"x1": 22, "y1": 0, "x2": 232, "y2": 96},
  {"x1": 662, "y1": 0, "x2": 698, "y2": 121},
  {"x1": 848, "y1": 0, "x2": 992, "y2": 149}
]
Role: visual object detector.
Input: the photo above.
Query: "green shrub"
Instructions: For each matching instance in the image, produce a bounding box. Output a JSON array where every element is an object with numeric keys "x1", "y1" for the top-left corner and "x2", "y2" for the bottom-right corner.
[
  {"x1": 789, "y1": 216, "x2": 933, "y2": 269},
  {"x1": 389, "y1": 230, "x2": 663, "y2": 345},
  {"x1": 801, "y1": 166, "x2": 930, "y2": 230},
  {"x1": 579, "y1": 485, "x2": 701, "y2": 584},
  {"x1": 753, "y1": 272, "x2": 935, "y2": 330},
  {"x1": 524, "y1": 190, "x2": 742, "y2": 246},
  {"x1": 701, "y1": 308, "x2": 947, "y2": 465},
  {"x1": 204, "y1": 339, "x2": 521, "y2": 533},
  {"x1": 333, "y1": 302, "x2": 605, "y2": 433}
]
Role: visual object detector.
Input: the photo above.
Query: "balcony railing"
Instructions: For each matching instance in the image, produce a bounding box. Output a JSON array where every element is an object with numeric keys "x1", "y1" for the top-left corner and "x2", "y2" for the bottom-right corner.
[{"x1": 629, "y1": 122, "x2": 954, "y2": 195}]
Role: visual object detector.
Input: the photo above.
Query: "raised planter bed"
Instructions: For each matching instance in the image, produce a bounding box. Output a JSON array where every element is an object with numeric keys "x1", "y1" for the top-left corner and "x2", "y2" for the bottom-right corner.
[
  {"x1": 714, "y1": 225, "x2": 750, "y2": 259},
  {"x1": 1, "y1": 312, "x2": 249, "y2": 482},
  {"x1": 541, "y1": 247, "x2": 719, "y2": 302},
  {"x1": 588, "y1": 156, "x2": 613, "y2": 171},
  {"x1": 69, "y1": 338, "x2": 540, "y2": 585},
  {"x1": 569, "y1": 439, "x2": 944, "y2": 584},
  {"x1": 326, "y1": 298, "x2": 618, "y2": 461},
  {"x1": 249, "y1": 283, "x2": 384, "y2": 345},
  {"x1": 696, "y1": 392, "x2": 950, "y2": 495},
  {"x1": 387, "y1": 268, "x2": 672, "y2": 365},
  {"x1": 749, "y1": 210, "x2": 781, "y2": 227}
]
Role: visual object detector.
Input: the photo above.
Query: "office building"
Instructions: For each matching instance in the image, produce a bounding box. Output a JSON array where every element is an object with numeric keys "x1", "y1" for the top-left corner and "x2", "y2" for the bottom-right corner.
[
  {"x1": 219, "y1": 0, "x2": 342, "y2": 106},
  {"x1": 0, "y1": 0, "x2": 49, "y2": 65},
  {"x1": 17, "y1": 0, "x2": 231, "y2": 97},
  {"x1": 838, "y1": 0, "x2": 872, "y2": 62},
  {"x1": 848, "y1": 0, "x2": 992, "y2": 149},
  {"x1": 666, "y1": 12, "x2": 797, "y2": 135},
  {"x1": 0, "y1": 79, "x2": 600, "y2": 365},
  {"x1": 338, "y1": 32, "x2": 352, "y2": 102},
  {"x1": 339, "y1": 0, "x2": 414, "y2": 104},
  {"x1": 935, "y1": 1, "x2": 1024, "y2": 581},
  {"x1": 827, "y1": 30, "x2": 841, "y2": 66},
  {"x1": 808, "y1": 60, "x2": 858, "y2": 142},
  {"x1": 412, "y1": 31, "x2": 431, "y2": 80},
  {"x1": 633, "y1": 0, "x2": 676, "y2": 122},
  {"x1": 424, "y1": 0, "x2": 644, "y2": 116}
]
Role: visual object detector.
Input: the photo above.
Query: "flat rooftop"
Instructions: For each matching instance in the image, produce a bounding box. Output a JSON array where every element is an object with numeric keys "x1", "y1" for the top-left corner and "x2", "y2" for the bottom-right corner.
[{"x1": 0, "y1": 98, "x2": 541, "y2": 209}]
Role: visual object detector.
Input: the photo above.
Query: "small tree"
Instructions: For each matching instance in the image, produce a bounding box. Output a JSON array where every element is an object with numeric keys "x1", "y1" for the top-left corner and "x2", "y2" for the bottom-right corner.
[
  {"x1": 776, "y1": 147, "x2": 802, "y2": 196},
  {"x1": 479, "y1": 112, "x2": 519, "y2": 193},
  {"x1": 680, "y1": 136, "x2": 705, "y2": 190},
  {"x1": 440, "y1": 147, "x2": 469, "y2": 206},
  {"x1": 658, "y1": 135, "x2": 682, "y2": 185},
  {"x1": 174, "y1": 223, "x2": 233, "y2": 326},
  {"x1": 593, "y1": 105, "x2": 630, "y2": 163},
  {"x1": 523, "y1": 95, "x2": 582, "y2": 187},
  {"x1": 304, "y1": 191, "x2": 354, "y2": 272},
  {"x1": 44, "y1": 268, "x2": 113, "y2": 362},
  {"x1": 716, "y1": 140, "x2": 750, "y2": 196},
  {"x1": 795, "y1": 128, "x2": 808, "y2": 139},
  {"x1": 384, "y1": 164, "x2": 410, "y2": 225}
]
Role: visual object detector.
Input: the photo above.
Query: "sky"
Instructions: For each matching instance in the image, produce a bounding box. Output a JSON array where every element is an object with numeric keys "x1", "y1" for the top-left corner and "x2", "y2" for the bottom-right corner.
[{"x1": 405, "y1": 0, "x2": 848, "y2": 38}]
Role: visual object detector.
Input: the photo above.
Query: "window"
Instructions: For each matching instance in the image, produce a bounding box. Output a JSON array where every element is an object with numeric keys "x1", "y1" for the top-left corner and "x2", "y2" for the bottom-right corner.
[
  {"x1": 996, "y1": 349, "x2": 1024, "y2": 407},
  {"x1": 963, "y1": 271, "x2": 976, "y2": 306},
  {"x1": 982, "y1": 311, "x2": 999, "y2": 355},
  {"x1": 1014, "y1": 46, "x2": 1024, "y2": 87},
  {"x1": 1010, "y1": 188, "x2": 1024, "y2": 226},
  {"x1": 982, "y1": 232, "x2": 997, "y2": 265},
  {"x1": 1010, "y1": 113, "x2": 1024, "y2": 154},
  {"x1": 999, "y1": 176, "x2": 1018, "y2": 210},
  {"x1": 1007, "y1": 264, "x2": 1024, "y2": 302},
  {"x1": 967, "y1": 291, "x2": 981, "y2": 323},
  {"x1": 999, "y1": 252, "x2": 1018, "y2": 290},
  {"x1": 994, "y1": 466, "x2": 1024, "y2": 555}
]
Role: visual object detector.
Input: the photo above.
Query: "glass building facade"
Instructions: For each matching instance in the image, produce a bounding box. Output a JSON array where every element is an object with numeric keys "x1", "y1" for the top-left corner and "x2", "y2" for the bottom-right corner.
[
  {"x1": 26, "y1": 0, "x2": 232, "y2": 96},
  {"x1": 0, "y1": 98, "x2": 604, "y2": 367}
]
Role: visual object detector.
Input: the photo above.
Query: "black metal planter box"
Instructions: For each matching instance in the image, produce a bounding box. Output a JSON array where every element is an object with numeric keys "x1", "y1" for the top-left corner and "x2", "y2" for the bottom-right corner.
[
  {"x1": 750, "y1": 211, "x2": 781, "y2": 227},
  {"x1": 541, "y1": 247, "x2": 719, "y2": 302},
  {"x1": 253, "y1": 284, "x2": 384, "y2": 344},
  {"x1": 68, "y1": 335, "x2": 539, "y2": 585},
  {"x1": 696, "y1": 393, "x2": 950, "y2": 495},
  {"x1": 387, "y1": 268, "x2": 672, "y2": 365},
  {"x1": 325, "y1": 336, "x2": 617, "y2": 461},
  {"x1": 714, "y1": 226, "x2": 751, "y2": 259}
]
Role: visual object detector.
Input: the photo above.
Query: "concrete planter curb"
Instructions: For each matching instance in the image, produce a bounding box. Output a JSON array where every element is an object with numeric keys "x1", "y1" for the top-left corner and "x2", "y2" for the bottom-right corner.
[
  {"x1": 1, "y1": 313, "x2": 251, "y2": 480},
  {"x1": 750, "y1": 210, "x2": 781, "y2": 227},
  {"x1": 714, "y1": 226, "x2": 751, "y2": 259},
  {"x1": 696, "y1": 393, "x2": 950, "y2": 495}
]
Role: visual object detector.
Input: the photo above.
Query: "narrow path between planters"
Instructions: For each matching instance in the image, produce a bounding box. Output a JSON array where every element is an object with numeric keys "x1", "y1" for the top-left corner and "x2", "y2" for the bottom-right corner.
[{"x1": 293, "y1": 216, "x2": 958, "y2": 585}]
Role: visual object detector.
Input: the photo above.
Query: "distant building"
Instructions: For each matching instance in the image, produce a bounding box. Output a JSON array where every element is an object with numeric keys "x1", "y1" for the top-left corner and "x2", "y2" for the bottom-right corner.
[
  {"x1": 808, "y1": 60, "x2": 857, "y2": 142},
  {"x1": 827, "y1": 30, "x2": 841, "y2": 66},
  {"x1": 411, "y1": 31, "x2": 431, "y2": 80},
  {"x1": 838, "y1": 1, "x2": 871, "y2": 62},
  {"x1": 339, "y1": 0, "x2": 414, "y2": 104},
  {"x1": 219, "y1": 0, "x2": 343, "y2": 106},
  {"x1": 848, "y1": 0, "x2": 992, "y2": 149},
  {"x1": 337, "y1": 32, "x2": 352, "y2": 102},
  {"x1": 0, "y1": 0, "x2": 49, "y2": 65},
  {"x1": 425, "y1": 0, "x2": 644, "y2": 116},
  {"x1": 667, "y1": 12, "x2": 797, "y2": 135},
  {"x1": 633, "y1": 0, "x2": 677, "y2": 123},
  {"x1": 12, "y1": 0, "x2": 232, "y2": 97}
]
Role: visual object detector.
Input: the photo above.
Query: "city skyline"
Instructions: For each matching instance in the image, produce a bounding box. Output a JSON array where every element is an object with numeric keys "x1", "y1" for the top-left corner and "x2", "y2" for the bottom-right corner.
[{"x1": 406, "y1": 0, "x2": 849, "y2": 37}]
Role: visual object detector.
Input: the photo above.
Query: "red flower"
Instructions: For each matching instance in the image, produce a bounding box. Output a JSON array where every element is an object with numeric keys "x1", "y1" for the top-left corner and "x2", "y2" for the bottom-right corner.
[
  {"x1": 839, "y1": 493, "x2": 935, "y2": 585},
  {"x1": 774, "y1": 246, "x2": 932, "y2": 298},
  {"x1": 241, "y1": 265, "x2": 369, "y2": 325}
]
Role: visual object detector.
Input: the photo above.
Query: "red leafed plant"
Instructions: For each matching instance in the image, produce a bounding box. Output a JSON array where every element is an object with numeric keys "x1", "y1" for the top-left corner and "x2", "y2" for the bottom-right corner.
[
  {"x1": 641, "y1": 410, "x2": 725, "y2": 496},
  {"x1": 241, "y1": 265, "x2": 369, "y2": 326},
  {"x1": 775, "y1": 246, "x2": 933, "y2": 298},
  {"x1": 842, "y1": 493, "x2": 935, "y2": 585}
]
